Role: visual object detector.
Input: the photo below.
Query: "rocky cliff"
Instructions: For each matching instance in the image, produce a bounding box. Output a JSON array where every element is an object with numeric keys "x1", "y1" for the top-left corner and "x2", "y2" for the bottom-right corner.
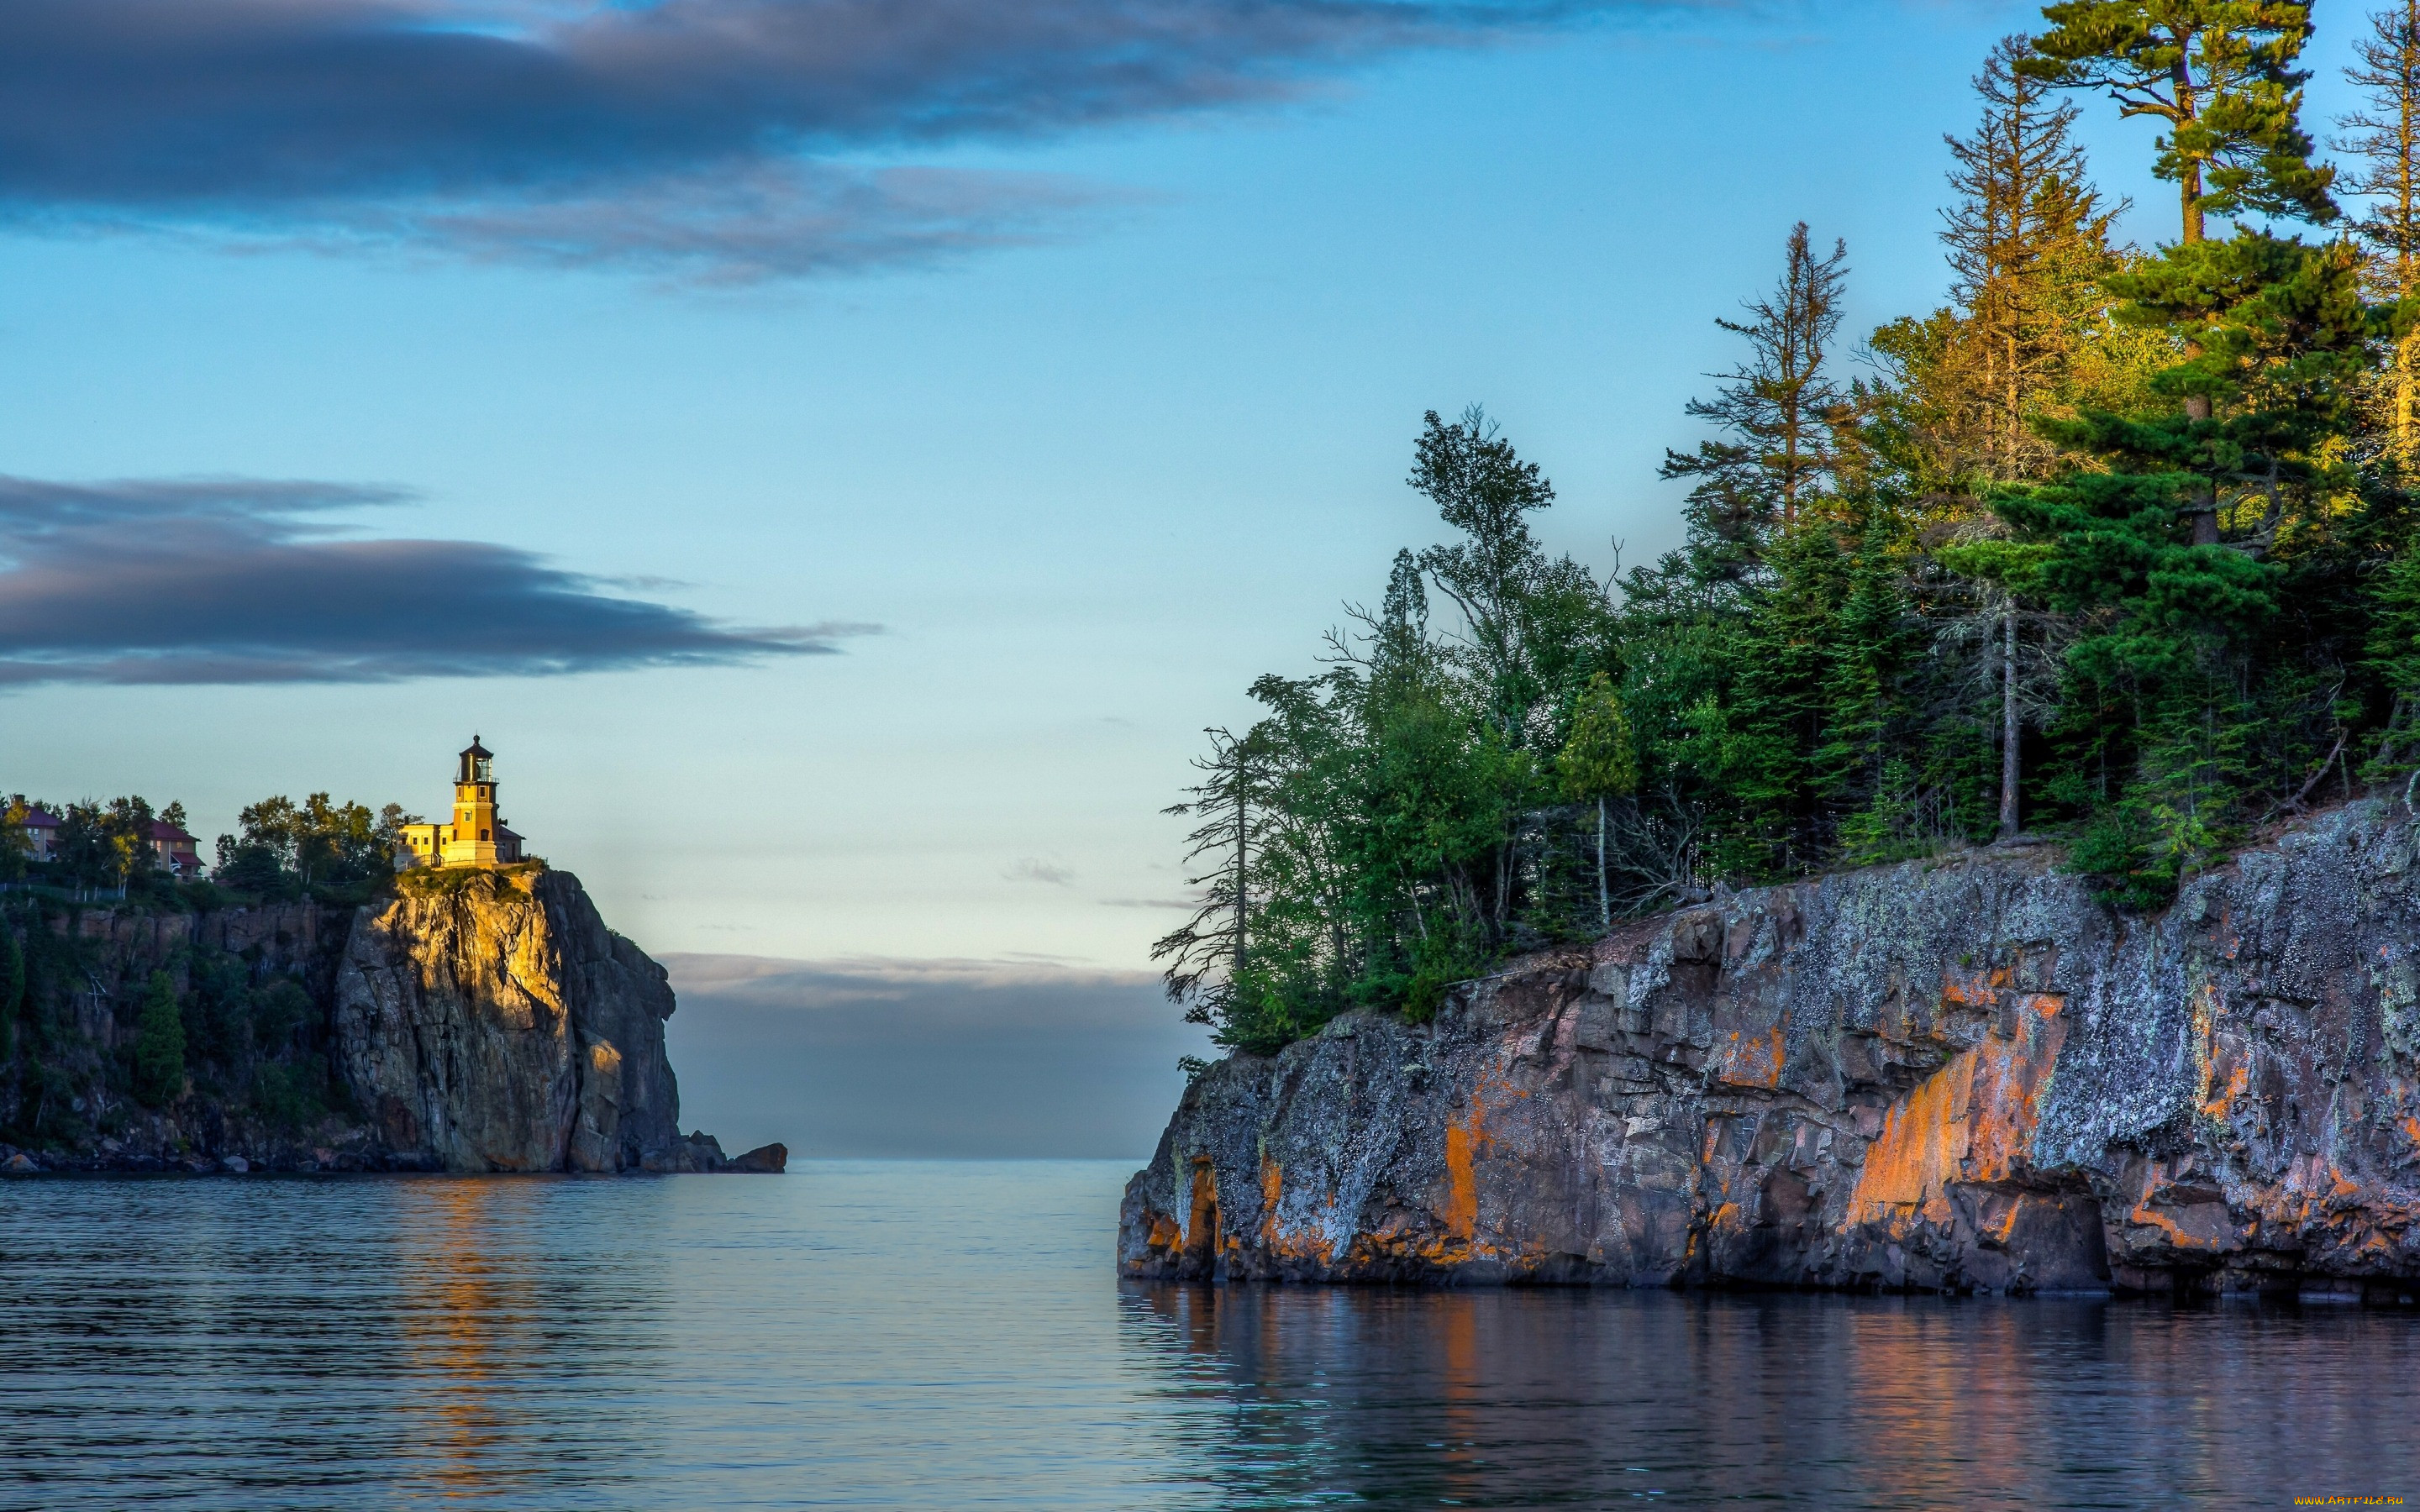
[
  {"x1": 0, "y1": 866, "x2": 778, "y2": 1174},
  {"x1": 1121, "y1": 800, "x2": 2420, "y2": 1298},
  {"x1": 333, "y1": 867, "x2": 689, "y2": 1172}
]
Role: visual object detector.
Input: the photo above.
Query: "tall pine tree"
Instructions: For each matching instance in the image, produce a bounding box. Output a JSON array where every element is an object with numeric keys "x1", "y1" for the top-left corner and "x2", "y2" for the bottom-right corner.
[
  {"x1": 2340, "y1": 0, "x2": 2420, "y2": 463},
  {"x1": 1661, "y1": 223, "x2": 1851, "y2": 575}
]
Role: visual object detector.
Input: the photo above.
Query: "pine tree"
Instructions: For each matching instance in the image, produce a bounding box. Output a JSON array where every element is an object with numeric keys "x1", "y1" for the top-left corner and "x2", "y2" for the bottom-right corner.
[
  {"x1": 1661, "y1": 223, "x2": 1851, "y2": 573},
  {"x1": 2339, "y1": 0, "x2": 2420, "y2": 463},
  {"x1": 1941, "y1": 35, "x2": 2126, "y2": 480},
  {"x1": 2025, "y1": 3, "x2": 2335, "y2": 245},
  {"x1": 1152, "y1": 727, "x2": 1261, "y2": 1035}
]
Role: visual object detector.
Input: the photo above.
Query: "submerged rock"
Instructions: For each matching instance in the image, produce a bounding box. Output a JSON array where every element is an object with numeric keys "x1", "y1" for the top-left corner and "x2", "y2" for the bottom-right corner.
[{"x1": 1119, "y1": 800, "x2": 2420, "y2": 1297}]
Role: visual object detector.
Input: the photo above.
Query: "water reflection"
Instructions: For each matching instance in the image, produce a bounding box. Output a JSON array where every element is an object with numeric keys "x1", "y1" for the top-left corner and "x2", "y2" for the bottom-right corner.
[
  {"x1": 381, "y1": 1179, "x2": 669, "y2": 1503},
  {"x1": 0, "y1": 1178, "x2": 668, "y2": 1509},
  {"x1": 0, "y1": 1167, "x2": 2411, "y2": 1509},
  {"x1": 1122, "y1": 1284, "x2": 2420, "y2": 1508}
]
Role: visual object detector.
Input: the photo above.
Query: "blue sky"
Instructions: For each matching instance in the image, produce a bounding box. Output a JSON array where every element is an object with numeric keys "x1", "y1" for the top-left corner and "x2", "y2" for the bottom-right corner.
[{"x1": 0, "y1": 0, "x2": 2390, "y2": 1151}]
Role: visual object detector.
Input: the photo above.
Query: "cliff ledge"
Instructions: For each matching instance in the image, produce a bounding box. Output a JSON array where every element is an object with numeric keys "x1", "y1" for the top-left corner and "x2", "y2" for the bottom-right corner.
[
  {"x1": 1121, "y1": 800, "x2": 2420, "y2": 1297},
  {"x1": 0, "y1": 867, "x2": 780, "y2": 1174}
]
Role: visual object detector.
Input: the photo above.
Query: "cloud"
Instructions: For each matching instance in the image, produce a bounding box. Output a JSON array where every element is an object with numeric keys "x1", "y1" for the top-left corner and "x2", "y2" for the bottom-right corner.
[
  {"x1": 662, "y1": 952, "x2": 1207, "y2": 1157},
  {"x1": 0, "y1": 0, "x2": 1675, "y2": 279},
  {"x1": 0, "y1": 474, "x2": 861, "y2": 685},
  {"x1": 1007, "y1": 858, "x2": 1076, "y2": 886},
  {"x1": 207, "y1": 162, "x2": 1140, "y2": 282}
]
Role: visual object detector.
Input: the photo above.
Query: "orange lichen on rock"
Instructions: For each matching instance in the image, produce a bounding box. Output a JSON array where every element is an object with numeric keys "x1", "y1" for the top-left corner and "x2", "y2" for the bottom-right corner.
[
  {"x1": 1442, "y1": 1120, "x2": 1479, "y2": 1242},
  {"x1": 1255, "y1": 1157, "x2": 1337, "y2": 1263},
  {"x1": 1421, "y1": 1077, "x2": 1519, "y2": 1264},
  {"x1": 1938, "y1": 966, "x2": 2014, "y2": 1009},
  {"x1": 1717, "y1": 1025, "x2": 1786, "y2": 1089},
  {"x1": 1848, "y1": 1055, "x2": 1968, "y2": 1231},
  {"x1": 1847, "y1": 999, "x2": 2064, "y2": 1235},
  {"x1": 2123, "y1": 1163, "x2": 2236, "y2": 1253},
  {"x1": 1185, "y1": 1158, "x2": 1220, "y2": 1257},
  {"x1": 2201, "y1": 1053, "x2": 2251, "y2": 1122}
]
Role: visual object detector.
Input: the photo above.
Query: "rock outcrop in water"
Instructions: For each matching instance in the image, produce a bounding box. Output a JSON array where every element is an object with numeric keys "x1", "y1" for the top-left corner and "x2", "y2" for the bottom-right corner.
[
  {"x1": 1120, "y1": 800, "x2": 2420, "y2": 1297},
  {"x1": 334, "y1": 869, "x2": 687, "y2": 1172},
  {"x1": 0, "y1": 867, "x2": 779, "y2": 1174}
]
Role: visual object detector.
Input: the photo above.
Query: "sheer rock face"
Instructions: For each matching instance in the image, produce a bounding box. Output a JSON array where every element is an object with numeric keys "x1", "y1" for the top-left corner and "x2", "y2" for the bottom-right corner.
[
  {"x1": 332, "y1": 869, "x2": 681, "y2": 1173},
  {"x1": 1120, "y1": 801, "x2": 2420, "y2": 1297}
]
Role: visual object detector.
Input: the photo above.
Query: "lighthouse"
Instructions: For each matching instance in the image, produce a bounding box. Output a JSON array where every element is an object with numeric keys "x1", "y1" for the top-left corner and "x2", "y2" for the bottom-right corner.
[{"x1": 397, "y1": 737, "x2": 527, "y2": 869}]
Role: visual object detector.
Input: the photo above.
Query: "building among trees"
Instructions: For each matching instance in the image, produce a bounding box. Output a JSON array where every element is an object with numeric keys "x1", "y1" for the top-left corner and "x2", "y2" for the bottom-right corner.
[
  {"x1": 9, "y1": 802, "x2": 60, "y2": 864},
  {"x1": 397, "y1": 738, "x2": 525, "y2": 869},
  {"x1": 145, "y1": 818, "x2": 202, "y2": 878}
]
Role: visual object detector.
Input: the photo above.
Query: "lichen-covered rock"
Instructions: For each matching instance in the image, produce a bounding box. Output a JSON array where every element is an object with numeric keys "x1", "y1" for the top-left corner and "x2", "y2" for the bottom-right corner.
[
  {"x1": 1119, "y1": 800, "x2": 2420, "y2": 1297},
  {"x1": 332, "y1": 868, "x2": 681, "y2": 1172}
]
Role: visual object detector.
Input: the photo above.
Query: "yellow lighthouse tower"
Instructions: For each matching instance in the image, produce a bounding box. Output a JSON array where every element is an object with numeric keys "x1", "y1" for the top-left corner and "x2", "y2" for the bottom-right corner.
[{"x1": 397, "y1": 737, "x2": 525, "y2": 869}]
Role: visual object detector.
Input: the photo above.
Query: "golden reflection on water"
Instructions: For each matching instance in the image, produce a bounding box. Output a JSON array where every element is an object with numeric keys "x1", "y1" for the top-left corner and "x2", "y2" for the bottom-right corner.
[{"x1": 392, "y1": 1182, "x2": 508, "y2": 1499}]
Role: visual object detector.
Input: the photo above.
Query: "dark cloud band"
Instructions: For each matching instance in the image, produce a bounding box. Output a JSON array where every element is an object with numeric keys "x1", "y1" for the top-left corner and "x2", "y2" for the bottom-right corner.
[
  {"x1": 0, "y1": 474, "x2": 861, "y2": 685},
  {"x1": 0, "y1": 0, "x2": 1664, "y2": 278}
]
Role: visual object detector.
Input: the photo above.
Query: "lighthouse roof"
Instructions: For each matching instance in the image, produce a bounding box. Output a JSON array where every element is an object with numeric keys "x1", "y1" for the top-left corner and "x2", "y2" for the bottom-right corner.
[{"x1": 460, "y1": 735, "x2": 493, "y2": 760}]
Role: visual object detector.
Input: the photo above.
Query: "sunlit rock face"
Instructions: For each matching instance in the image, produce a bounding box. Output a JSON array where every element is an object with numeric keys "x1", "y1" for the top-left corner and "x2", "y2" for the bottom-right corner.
[
  {"x1": 334, "y1": 869, "x2": 681, "y2": 1173},
  {"x1": 1121, "y1": 801, "x2": 2420, "y2": 1297}
]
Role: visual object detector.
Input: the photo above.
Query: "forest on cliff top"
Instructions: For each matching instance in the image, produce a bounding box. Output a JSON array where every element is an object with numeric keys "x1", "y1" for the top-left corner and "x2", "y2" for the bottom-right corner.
[{"x1": 1159, "y1": 3, "x2": 2420, "y2": 1054}]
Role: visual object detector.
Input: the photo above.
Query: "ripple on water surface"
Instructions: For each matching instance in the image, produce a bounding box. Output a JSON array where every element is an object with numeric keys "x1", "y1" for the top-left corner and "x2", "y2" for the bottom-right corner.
[{"x1": 0, "y1": 1163, "x2": 2411, "y2": 1509}]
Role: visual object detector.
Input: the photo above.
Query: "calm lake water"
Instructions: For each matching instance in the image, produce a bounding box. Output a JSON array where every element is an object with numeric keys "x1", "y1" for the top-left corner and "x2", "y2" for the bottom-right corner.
[{"x1": 0, "y1": 1161, "x2": 2412, "y2": 1509}]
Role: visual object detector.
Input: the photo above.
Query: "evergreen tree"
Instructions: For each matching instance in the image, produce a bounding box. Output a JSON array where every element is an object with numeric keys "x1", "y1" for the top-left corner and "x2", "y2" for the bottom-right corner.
[
  {"x1": 1149, "y1": 18, "x2": 2420, "y2": 1057},
  {"x1": 1152, "y1": 726, "x2": 1264, "y2": 1040},
  {"x1": 132, "y1": 970, "x2": 186, "y2": 1109},
  {"x1": 1660, "y1": 223, "x2": 1851, "y2": 574},
  {"x1": 2025, "y1": 3, "x2": 2335, "y2": 244},
  {"x1": 2339, "y1": 0, "x2": 2420, "y2": 462},
  {"x1": 1939, "y1": 34, "x2": 2129, "y2": 480}
]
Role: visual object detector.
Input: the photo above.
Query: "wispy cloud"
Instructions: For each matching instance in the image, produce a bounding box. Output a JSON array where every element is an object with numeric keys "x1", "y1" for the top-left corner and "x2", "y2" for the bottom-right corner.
[
  {"x1": 213, "y1": 163, "x2": 1139, "y2": 282},
  {"x1": 0, "y1": 474, "x2": 864, "y2": 685},
  {"x1": 0, "y1": 0, "x2": 1700, "y2": 280},
  {"x1": 1005, "y1": 858, "x2": 1076, "y2": 886}
]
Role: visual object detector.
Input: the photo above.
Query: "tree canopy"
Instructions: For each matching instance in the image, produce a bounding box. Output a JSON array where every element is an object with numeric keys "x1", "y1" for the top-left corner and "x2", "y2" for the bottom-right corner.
[{"x1": 1158, "y1": 6, "x2": 2420, "y2": 1053}]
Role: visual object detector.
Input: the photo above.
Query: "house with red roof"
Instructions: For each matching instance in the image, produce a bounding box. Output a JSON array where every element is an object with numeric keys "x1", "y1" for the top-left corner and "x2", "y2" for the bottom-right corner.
[
  {"x1": 8, "y1": 800, "x2": 60, "y2": 863},
  {"x1": 146, "y1": 819, "x2": 203, "y2": 879}
]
